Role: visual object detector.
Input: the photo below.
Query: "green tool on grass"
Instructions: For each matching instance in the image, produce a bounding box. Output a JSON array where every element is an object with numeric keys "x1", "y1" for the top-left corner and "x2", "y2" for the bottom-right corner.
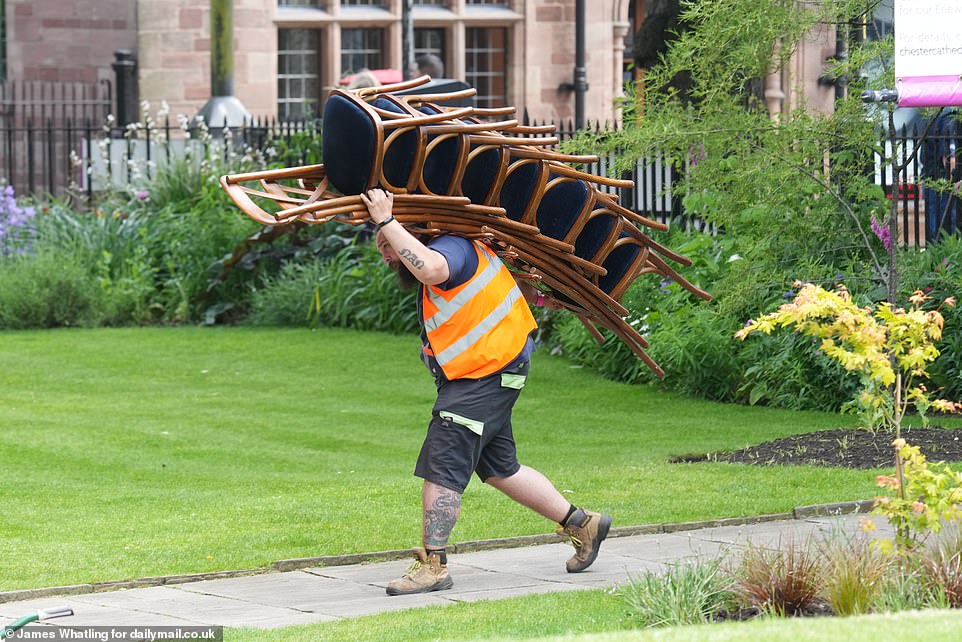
[{"x1": 2, "y1": 606, "x2": 73, "y2": 638}]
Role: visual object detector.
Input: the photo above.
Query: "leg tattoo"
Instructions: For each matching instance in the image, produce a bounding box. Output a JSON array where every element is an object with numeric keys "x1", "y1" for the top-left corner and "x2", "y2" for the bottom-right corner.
[{"x1": 423, "y1": 487, "x2": 462, "y2": 548}]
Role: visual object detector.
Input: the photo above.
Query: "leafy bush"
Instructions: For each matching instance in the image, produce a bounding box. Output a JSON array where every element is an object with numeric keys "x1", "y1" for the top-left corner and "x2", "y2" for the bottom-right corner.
[
  {"x1": 619, "y1": 558, "x2": 735, "y2": 627},
  {"x1": 137, "y1": 199, "x2": 259, "y2": 322},
  {"x1": 549, "y1": 228, "x2": 740, "y2": 393},
  {"x1": 247, "y1": 259, "x2": 328, "y2": 326},
  {"x1": 33, "y1": 201, "x2": 158, "y2": 320},
  {"x1": 250, "y1": 240, "x2": 418, "y2": 334},
  {"x1": 900, "y1": 234, "x2": 962, "y2": 401},
  {"x1": 738, "y1": 331, "x2": 861, "y2": 411},
  {"x1": 646, "y1": 305, "x2": 745, "y2": 402},
  {"x1": 268, "y1": 127, "x2": 323, "y2": 168},
  {"x1": 19, "y1": 188, "x2": 258, "y2": 326},
  {"x1": 0, "y1": 250, "x2": 104, "y2": 328}
]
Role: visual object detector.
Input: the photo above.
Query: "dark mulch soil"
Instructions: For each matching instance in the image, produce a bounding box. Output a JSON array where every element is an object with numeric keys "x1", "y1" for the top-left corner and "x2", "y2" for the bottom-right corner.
[
  {"x1": 713, "y1": 602, "x2": 834, "y2": 621},
  {"x1": 670, "y1": 426, "x2": 962, "y2": 469}
]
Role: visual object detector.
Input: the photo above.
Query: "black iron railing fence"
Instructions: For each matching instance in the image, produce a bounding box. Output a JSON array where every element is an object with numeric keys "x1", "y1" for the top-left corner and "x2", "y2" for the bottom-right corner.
[
  {"x1": 0, "y1": 113, "x2": 321, "y2": 201},
  {"x1": 0, "y1": 81, "x2": 958, "y2": 248},
  {"x1": 0, "y1": 80, "x2": 114, "y2": 199}
]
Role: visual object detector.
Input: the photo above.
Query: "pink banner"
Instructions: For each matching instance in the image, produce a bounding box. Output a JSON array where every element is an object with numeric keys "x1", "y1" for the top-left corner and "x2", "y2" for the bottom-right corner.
[{"x1": 898, "y1": 75, "x2": 962, "y2": 108}]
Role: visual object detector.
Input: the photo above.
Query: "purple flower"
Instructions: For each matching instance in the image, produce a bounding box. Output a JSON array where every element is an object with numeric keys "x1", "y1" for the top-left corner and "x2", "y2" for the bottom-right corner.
[
  {"x1": 783, "y1": 290, "x2": 794, "y2": 299},
  {"x1": 688, "y1": 143, "x2": 707, "y2": 167},
  {"x1": 0, "y1": 184, "x2": 36, "y2": 255},
  {"x1": 135, "y1": 190, "x2": 149, "y2": 201},
  {"x1": 870, "y1": 213, "x2": 892, "y2": 252},
  {"x1": 659, "y1": 278, "x2": 672, "y2": 294}
]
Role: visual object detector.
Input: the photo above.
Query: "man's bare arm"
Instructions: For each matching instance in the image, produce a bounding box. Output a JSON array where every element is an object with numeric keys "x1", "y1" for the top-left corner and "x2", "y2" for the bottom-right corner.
[{"x1": 362, "y1": 189, "x2": 450, "y2": 285}]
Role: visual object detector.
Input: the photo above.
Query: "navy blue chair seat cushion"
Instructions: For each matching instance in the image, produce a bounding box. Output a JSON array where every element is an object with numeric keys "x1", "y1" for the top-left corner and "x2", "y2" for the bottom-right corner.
[
  {"x1": 462, "y1": 146, "x2": 504, "y2": 205},
  {"x1": 322, "y1": 93, "x2": 378, "y2": 195},
  {"x1": 421, "y1": 135, "x2": 465, "y2": 195},
  {"x1": 574, "y1": 210, "x2": 620, "y2": 262},
  {"x1": 372, "y1": 97, "x2": 418, "y2": 189},
  {"x1": 535, "y1": 177, "x2": 589, "y2": 241},
  {"x1": 597, "y1": 233, "x2": 643, "y2": 295},
  {"x1": 499, "y1": 160, "x2": 541, "y2": 221}
]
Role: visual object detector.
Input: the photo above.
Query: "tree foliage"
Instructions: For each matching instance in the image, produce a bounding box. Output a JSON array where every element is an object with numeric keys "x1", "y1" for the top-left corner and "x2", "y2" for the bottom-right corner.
[{"x1": 577, "y1": 0, "x2": 892, "y2": 297}]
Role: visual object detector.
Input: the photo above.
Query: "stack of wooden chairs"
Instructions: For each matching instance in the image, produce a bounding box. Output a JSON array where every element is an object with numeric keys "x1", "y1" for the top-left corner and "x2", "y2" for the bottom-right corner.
[{"x1": 221, "y1": 76, "x2": 710, "y2": 375}]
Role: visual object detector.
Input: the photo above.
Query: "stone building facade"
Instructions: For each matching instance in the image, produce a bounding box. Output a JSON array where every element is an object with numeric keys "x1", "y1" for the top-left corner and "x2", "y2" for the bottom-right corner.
[
  {"x1": 1, "y1": 0, "x2": 841, "y2": 124},
  {"x1": 5, "y1": 0, "x2": 137, "y2": 83}
]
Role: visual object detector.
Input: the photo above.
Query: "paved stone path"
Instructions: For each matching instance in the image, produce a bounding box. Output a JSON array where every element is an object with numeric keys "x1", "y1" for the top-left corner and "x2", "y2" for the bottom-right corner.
[{"x1": 0, "y1": 508, "x2": 887, "y2": 631}]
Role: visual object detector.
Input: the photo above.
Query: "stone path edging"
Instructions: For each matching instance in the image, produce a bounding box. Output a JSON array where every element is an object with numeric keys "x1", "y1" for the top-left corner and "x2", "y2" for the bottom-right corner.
[{"x1": 0, "y1": 499, "x2": 874, "y2": 604}]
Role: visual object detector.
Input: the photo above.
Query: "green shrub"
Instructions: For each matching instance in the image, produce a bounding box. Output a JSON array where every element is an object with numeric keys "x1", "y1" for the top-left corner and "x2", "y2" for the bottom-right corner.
[
  {"x1": 899, "y1": 234, "x2": 962, "y2": 401},
  {"x1": 138, "y1": 200, "x2": 258, "y2": 322},
  {"x1": 0, "y1": 251, "x2": 104, "y2": 328},
  {"x1": 931, "y1": 306, "x2": 962, "y2": 401},
  {"x1": 247, "y1": 259, "x2": 328, "y2": 326},
  {"x1": 548, "y1": 228, "x2": 731, "y2": 388},
  {"x1": 249, "y1": 240, "x2": 418, "y2": 334},
  {"x1": 619, "y1": 558, "x2": 735, "y2": 628},
  {"x1": 268, "y1": 127, "x2": 323, "y2": 167},
  {"x1": 646, "y1": 304, "x2": 745, "y2": 402},
  {"x1": 551, "y1": 314, "x2": 657, "y2": 385},
  {"x1": 738, "y1": 331, "x2": 861, "y2": 411}
]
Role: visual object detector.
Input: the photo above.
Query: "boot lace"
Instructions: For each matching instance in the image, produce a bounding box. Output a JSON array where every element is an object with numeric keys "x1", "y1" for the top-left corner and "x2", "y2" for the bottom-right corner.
[
  {"x1": 403, "y1": 559, "x2": 424, "y2": 578},
  {"x1": 556, "y1": 525, "x2": 583, "y2": 551}
]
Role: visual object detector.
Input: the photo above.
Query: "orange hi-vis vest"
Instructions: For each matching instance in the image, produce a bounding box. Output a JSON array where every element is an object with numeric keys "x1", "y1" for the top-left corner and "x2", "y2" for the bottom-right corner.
[{"x1": 421, "y1": 241, "x2": 537, "y2": 380}]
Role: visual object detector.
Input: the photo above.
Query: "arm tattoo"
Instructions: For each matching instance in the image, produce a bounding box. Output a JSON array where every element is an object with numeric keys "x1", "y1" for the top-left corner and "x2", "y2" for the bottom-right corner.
[
  {"x1": 398, "y1": 248, "x2": 425, "y2": 270},
  {"x1": 423, "y1": 488, "x2": 461, "y2": 547}
]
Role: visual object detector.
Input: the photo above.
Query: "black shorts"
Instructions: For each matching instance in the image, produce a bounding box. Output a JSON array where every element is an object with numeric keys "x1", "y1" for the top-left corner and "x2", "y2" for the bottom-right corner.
[{"x1": 414, "y1": 355, "x2": 529, "y2": 493}]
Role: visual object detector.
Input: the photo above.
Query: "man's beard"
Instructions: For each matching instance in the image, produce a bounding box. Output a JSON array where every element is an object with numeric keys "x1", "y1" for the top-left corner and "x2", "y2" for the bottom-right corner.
[{"x1": 391, "y1": 260, "x2": 420, "y2": 291}]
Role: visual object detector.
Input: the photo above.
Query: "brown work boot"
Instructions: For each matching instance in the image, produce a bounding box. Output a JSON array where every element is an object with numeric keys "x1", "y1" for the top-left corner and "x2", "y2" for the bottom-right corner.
[
  {"x1": 557, "y1": 508, "x2": 612, "y2": 573},
  {"x1": 385, "y1": 548, "x2": 454, "y2": 596}
]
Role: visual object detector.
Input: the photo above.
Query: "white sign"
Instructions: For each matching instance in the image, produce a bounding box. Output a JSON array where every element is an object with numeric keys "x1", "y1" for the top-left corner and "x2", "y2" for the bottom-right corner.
[{"x1": 895, "y1": 0, "x2": 962, "y2": 78}]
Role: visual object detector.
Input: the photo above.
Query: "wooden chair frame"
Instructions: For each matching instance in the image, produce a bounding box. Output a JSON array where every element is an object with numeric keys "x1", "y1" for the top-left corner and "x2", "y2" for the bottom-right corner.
[{"x1": 220, "y1": 82, "x2": 712, "y2": 376}]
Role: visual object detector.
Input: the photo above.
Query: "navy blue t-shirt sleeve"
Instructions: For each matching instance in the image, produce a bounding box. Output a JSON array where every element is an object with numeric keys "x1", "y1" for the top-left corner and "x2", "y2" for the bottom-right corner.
[{"x1": 428, "y1": 235, "x2": 479, "y2": 290}]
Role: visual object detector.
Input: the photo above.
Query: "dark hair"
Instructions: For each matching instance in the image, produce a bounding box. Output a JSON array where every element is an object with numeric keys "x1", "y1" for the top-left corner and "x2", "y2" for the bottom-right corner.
[{"x1": 415, "y1": 54, "x2": 444, "y2": 78}]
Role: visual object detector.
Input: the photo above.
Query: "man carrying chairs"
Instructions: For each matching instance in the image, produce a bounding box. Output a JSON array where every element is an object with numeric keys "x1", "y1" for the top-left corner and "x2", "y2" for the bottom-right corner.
[
  {"x1": 220, "y1": 77, "x2": 713, "y2": 595},
  {"x1": 362, "y1": 188, "x2": 613, "y2": 596}
]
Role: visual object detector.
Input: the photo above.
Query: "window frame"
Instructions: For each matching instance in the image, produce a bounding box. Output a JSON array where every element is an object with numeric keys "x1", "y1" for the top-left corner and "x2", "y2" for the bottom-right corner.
[{"x1": 277, "y1": 27, "x2": 322, "y2": 121}]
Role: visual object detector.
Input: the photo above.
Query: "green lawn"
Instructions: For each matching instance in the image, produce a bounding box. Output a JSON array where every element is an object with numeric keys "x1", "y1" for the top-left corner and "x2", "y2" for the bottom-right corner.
[{"x1": 1, "y1": 326, "x2": 945, "y2": 590}]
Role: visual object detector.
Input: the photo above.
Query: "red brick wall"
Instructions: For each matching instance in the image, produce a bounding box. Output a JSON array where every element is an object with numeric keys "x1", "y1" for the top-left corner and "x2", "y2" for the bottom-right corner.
[{"x1": 7, "y1": 0, "x2": 137, "y2": 82}]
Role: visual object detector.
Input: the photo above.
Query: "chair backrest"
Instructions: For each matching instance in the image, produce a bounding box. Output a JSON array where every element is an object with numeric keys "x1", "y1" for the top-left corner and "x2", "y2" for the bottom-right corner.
[
  {"x1": 415, "y1": 104, "x2": 468, "y2": 196},
  {"x1": 596, "y1": 233, "x2": 648, "y2": 300},
  {"x1": 573, "y1": 208, "x2": 623, "y2": 264},
  {"x1": 462, "y1": 145, "x2": 507, "y2": 205},
  {"x1": 499, "y1": 159, "x2": 544, "y2": 222},
  {"x1": 535, "y1": 176, "x2": 591, "y2": 244},
  {"x1": 421, "y1": 134, "x2": 467, "y2": 195},
  {"x1": 371, "y1": 97, "x2": 422, "y2": 190},
  {"x1": 321, "y1": 92, "x2": 382, "y2": 195}
]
